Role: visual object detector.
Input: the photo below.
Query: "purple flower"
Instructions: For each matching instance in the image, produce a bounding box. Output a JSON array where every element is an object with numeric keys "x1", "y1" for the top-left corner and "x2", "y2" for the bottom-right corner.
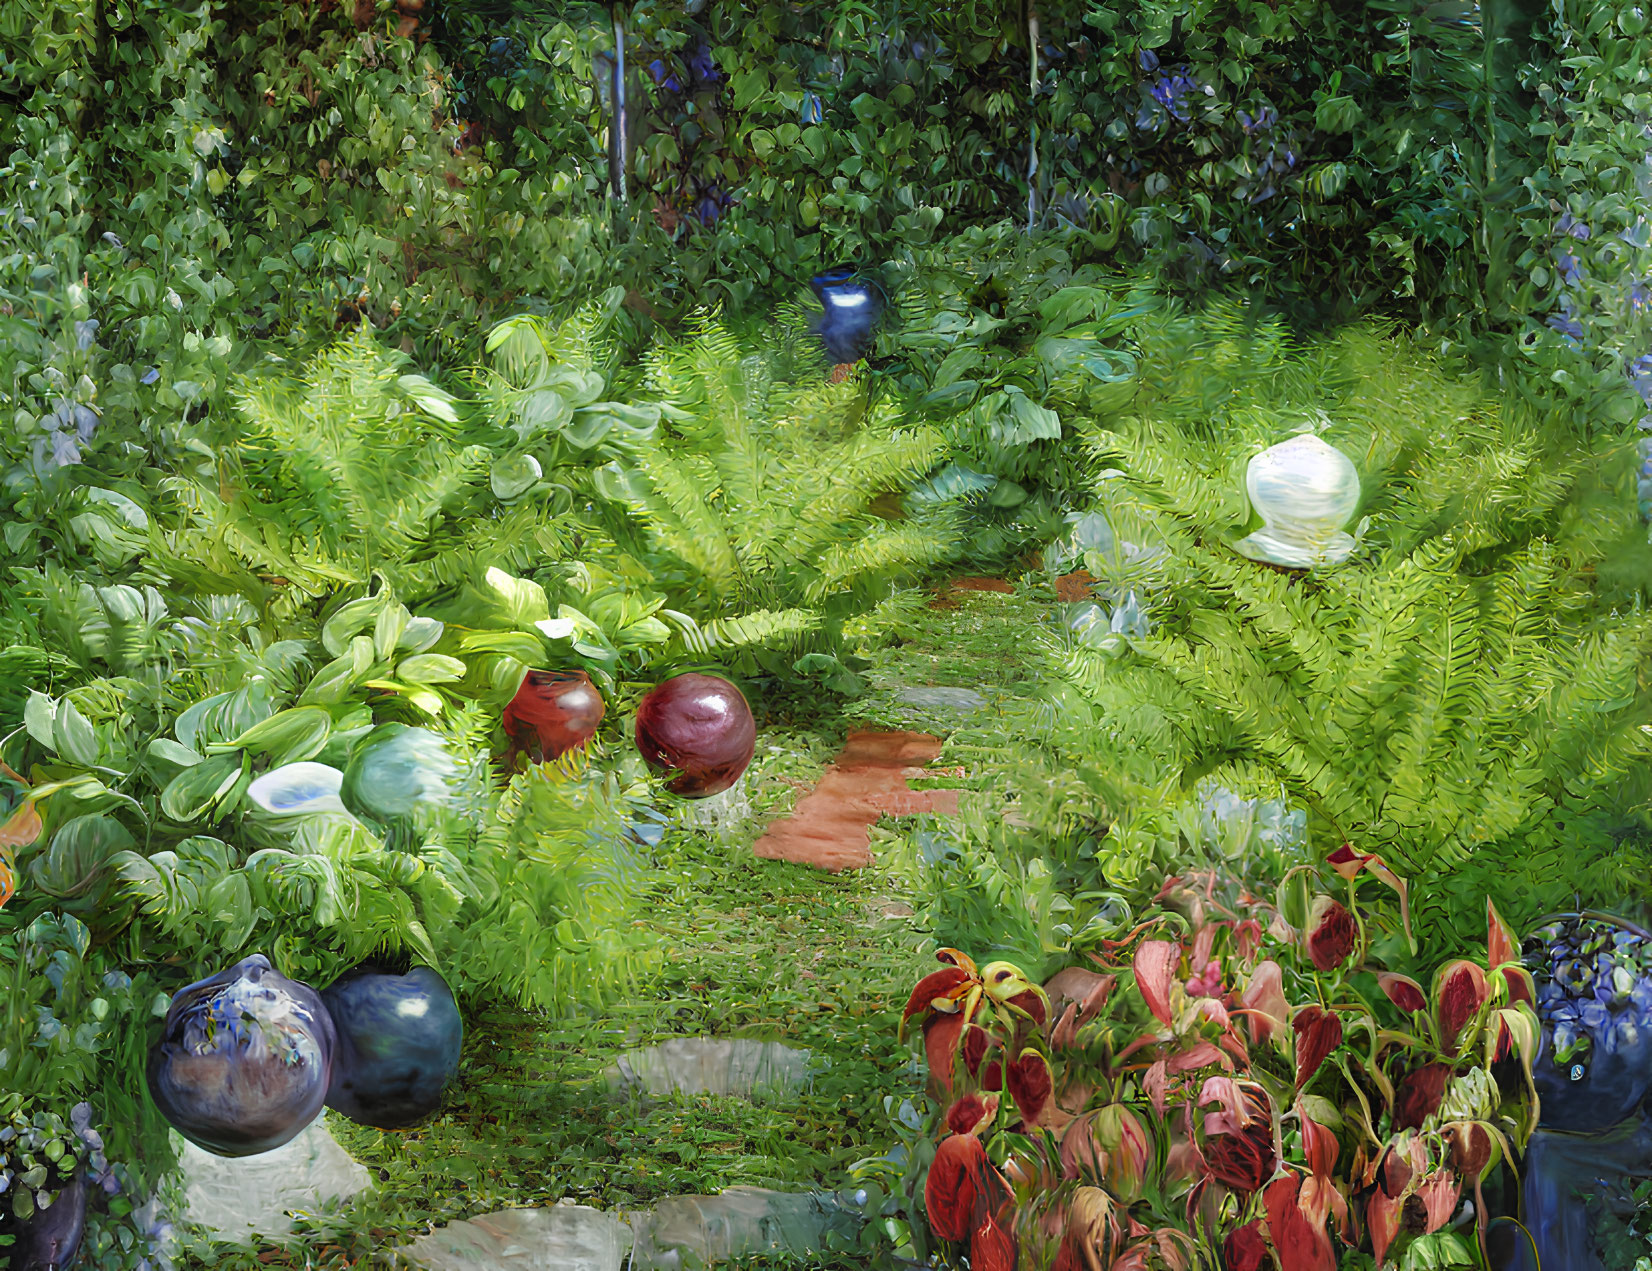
[
  {"x1": 1548, "y1": 312, "x2": 1584, "y2": 342},
  {"x1": 1138, "y1": 48, "x2": 1159, "y2": 72},
  {"x1": 1580, "y1": 999, "x2": 1610, "y2": 1032},
  {"x1": 141, "y1": 366, "x2": 160, "y2": 385},
  {"x1": 1239, "y1": 103, "x2": 1277, "y2": 135},
  {"x1": 1633, "y1": 280, "x2": 1651, "y2": 313},
  {"x1": 1629, "y1": 353, "x2": 1652, "y2": 404},
  {"x1": 648, "y1": 60, "x2": 682, "y2": 94},
  {"x1": 687, "y1": 44, "x2": 721, "y2": 87},
  {"x1": 1557, "y1": 211, "x2": 1592, "y2": 240},
  {"x1": 1149, "y1": 69, "x2": 1199, "y2": 122},
  {"x1": 1555, "y1": 250, "x2": 1583, "y2": 285}
]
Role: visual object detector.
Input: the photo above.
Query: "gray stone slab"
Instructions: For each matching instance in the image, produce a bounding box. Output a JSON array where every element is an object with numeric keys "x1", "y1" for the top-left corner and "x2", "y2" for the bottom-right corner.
[
  {"x1": 608, "y1": 1038, "x2": 814, "y2": 1101},
  {"x1": 398, "y1": 1202, "x2": 630, "y2": 1271},
  {"x1": 895, "y1": 686, "x2": 987, "y2": 713},
  {"x1": 625, "y1": 1187, "x2": 861, "y2": 1270},
  {"x1": 175, "y1": 1116, "x2": 371, "y2": 1238}
]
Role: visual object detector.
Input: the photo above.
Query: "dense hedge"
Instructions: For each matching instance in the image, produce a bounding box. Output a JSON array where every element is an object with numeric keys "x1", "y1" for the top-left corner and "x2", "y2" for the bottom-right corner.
[{"x1": 4, "y1": 0, "x2": 1652, "y2": 543}]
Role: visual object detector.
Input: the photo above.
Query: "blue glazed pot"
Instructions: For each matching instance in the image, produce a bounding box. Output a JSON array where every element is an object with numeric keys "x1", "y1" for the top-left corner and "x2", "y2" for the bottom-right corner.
[
  {"x1": 3, "y1": 1169, "x2": 87, "y2": 1271},
  {"x1": 322, "y1": 965, "x2": 464, "y2": 1130},
  {"x1": 1504, "y1": 912, "x2": 1652, "y2": 1271},
  {"x1": 810, "y1": 268, "x2": 882, "y2": 364},
  {"x1": 146, "y1": 954, "x2": 336, "y2": 1157}
]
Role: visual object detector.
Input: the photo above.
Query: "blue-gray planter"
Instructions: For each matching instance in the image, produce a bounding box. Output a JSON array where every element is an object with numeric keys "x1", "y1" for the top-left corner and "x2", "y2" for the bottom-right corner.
[{"x1": 810, "y1": 269, "x2": 882, "y2": 364}]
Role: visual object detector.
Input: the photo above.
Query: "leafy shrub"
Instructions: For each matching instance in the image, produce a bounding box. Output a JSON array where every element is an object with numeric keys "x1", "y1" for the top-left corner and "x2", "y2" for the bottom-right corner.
[{"x1": 885, "y1": 861, "x2": 1537, "y2": 1268}]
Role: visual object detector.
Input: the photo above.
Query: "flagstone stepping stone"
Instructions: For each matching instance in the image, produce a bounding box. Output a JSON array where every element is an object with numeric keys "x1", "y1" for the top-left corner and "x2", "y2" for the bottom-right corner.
[
  {"x1": 607, "y1": 1038, "x2": 814, "y2": 1100},
  {"x1": 399, "y1": 1202, "x2": 631, "y2": 1271},
  {"x1": 175, "y1": 1115, "x2": 372, "y2": 1238},
  {"x1": 896, "y1": 685, "x2": 987, "y2": 713},
  {"x1": 626, "y1": 1186, "x2": 861, "y2": 1270},
  {"x1": 752, "y1": 730, "x2": 959, "y2": 872}
]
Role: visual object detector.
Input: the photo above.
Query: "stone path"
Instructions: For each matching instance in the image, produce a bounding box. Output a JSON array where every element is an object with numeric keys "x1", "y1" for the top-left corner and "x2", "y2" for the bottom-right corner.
[
  {"x1": 607, "y1": 1038, "x2": 813, "y2": 1101},
  {"x1": 175, "y1": 1117, "x2": 372, "y2": 1239},
  {"x1": 176, "y1": 1040, "x2": 853, "y2": 1269},
  {"x1": 398, "y1": 1186, "x2": 861, "y2": 1271},
  {"x1": 750, "y1": 730, "x2": 960, "y2": 871}
]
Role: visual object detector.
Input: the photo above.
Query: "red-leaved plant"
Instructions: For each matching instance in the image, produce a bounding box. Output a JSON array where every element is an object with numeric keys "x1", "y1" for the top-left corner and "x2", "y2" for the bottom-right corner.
[{"x1": 899, "y1": 848, "x2": 1539, "y2": 1270}]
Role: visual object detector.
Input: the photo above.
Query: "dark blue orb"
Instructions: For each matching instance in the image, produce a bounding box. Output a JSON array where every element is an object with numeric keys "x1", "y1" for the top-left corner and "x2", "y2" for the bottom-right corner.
[{"x1": 322, "y1": 966, "x2": 463, "y2": 1130}]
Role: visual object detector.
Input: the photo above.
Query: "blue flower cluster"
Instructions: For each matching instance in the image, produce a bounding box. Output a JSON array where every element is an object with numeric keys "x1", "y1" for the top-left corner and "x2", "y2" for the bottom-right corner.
[
  {"x1": 1538, "y1": 204, "x2": 1652, "y2": 435},
  {"x1": 1533, "y1": 917, "x2": 1652, "y2": 1071},
  {"x1": 693, "y1": 184, "x2": 733, "y2": 227},
  {"x1": 34, "y1": 398, "x2": 98, "y2": 471}
]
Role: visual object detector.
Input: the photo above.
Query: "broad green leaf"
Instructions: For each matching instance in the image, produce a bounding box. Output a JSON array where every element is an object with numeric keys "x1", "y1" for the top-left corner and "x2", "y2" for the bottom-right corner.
[
  {"x1": 148, "y1": 738, "x2": 203, "y2": 768},
  {"x1": 24, "y1": 691, "x2": 55, "y2": 750},
  {"x1": 221, "y1": 707, "x2": 332, "y2": 765},
  {"x1": 395, "y1": 653, "x2": 467, "y2": 684},
  {"x1": 159, "y1": 754, "x2": 245, "y2": 823},
  {"x1": 373, "y1": 605, "x2": 411, "y2": 661},
  {"x1": 484, "y1": 567, "x2": 551, "y2": 626},
  {"x1": 322, "y1": 595, "x2": 387, "y2": 658},
  {"x1": 397, "y1": 616, "x2": 445, "y2": 653},
  {"x1": 54, "y1": 698, "x2": 100, "y2": 768}
]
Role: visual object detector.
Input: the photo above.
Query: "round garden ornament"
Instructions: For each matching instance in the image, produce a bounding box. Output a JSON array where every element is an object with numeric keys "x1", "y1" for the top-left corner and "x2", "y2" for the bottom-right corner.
[
  {"x1": 1234, "y1": 433, "x2": 1361, "y2": 568},
  {"x1": 322, "y1": 965, "x2": 464, "y2": 1130},
  {"x1": 810, "y1": 268, "x2": 882, "y2": 365},
  {"x1": 339, "y1": 723, "x2": 456, "y2": 825},
  {"x1": 634, "y1": 673, "x2": 756, "y2": 798},
  {"x1": 146, "y1": 954, "x2": 336, "y2": 1157},
  {"x1": 503, "y1": 669, "x2": 605, "y2": 765}
]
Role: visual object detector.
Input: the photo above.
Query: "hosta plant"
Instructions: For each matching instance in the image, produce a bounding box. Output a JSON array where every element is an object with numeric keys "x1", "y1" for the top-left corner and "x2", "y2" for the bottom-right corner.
[{"x1": 896, "y1": 850, "x2": 1539, "y2": 1269}]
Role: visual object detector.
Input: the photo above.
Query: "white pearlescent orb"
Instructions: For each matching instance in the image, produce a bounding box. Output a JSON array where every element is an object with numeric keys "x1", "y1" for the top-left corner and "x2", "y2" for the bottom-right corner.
[{"x1": 1235, "y1": 433, "x2": 1361, "y2": 568}]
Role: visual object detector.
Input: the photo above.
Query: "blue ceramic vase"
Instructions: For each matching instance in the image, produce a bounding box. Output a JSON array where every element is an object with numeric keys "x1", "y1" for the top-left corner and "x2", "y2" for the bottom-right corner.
[
  {"x1": 322, "y1": 965, "x2": 464, "y2": 1130},
  {"x1": 810, "y1": 268, "x2": 882, "y2": 364}
]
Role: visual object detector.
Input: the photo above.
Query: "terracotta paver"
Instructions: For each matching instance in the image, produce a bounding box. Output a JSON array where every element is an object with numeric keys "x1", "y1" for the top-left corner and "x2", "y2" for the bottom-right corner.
[
  {"x1": 1054, "y1": 570, "x2": 1096, "y2": 602},
  {"x1": 751, "y1": 730, "x2": 959, "y2": 872}
]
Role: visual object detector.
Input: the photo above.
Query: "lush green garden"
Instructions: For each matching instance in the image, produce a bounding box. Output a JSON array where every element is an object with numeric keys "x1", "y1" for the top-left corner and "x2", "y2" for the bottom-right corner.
[{"x1": 8, "y1": 0, "x2": 1652, "y2": 1268}]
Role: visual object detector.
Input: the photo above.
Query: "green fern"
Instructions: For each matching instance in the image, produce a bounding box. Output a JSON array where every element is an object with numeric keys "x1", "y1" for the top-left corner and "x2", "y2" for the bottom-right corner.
[
  {"x1": 144, "y1": 322, "x2": 574, "y2": 608},
  {"x1": 1045, "y1": 306, "x2": 1652, "y2": 958},
  {"x1": 606, "y1": 310, "x2": 961, "y2": 668}
]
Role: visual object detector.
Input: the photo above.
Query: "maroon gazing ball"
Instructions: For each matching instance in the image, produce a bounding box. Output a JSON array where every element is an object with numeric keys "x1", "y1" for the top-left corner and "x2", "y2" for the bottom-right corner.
[
  {"x1": 503, "y1": 669, "x2": 605, "y2": 764},
  {"x1": 634, "y1": 673, "x2": 756, "y2": 798}
]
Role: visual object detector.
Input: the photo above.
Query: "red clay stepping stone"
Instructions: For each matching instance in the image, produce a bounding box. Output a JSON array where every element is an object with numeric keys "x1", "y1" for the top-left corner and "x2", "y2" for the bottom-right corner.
[
  {"x1": 752, "y1": 730, "x2": 960, "y2": 872},
  {"x1": 1054, "y1": 570, "x2": 1097, "y2": 602}
]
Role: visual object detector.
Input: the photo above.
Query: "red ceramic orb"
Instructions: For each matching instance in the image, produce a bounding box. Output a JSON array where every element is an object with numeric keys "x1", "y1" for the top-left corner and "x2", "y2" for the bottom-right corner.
[
  {"x1": 634, "y1": 673, "x2": 756, "y2": 798},
  {"x1": 503, "y1": 669, "x2": 605, "y2": 762}
]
